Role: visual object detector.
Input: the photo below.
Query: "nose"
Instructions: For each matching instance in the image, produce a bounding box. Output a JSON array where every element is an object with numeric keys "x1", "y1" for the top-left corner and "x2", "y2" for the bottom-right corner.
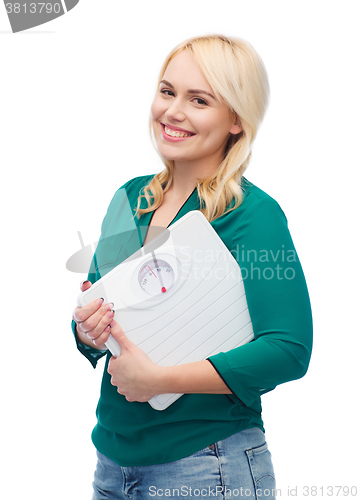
[{"x1": 165, "y1": 98, "x2": 186, "y2": 122}]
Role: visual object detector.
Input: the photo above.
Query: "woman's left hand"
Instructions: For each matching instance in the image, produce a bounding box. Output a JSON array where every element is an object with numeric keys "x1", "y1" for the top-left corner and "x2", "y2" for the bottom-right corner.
[{"x1": 107, "y1": 320, "x2": 163, "y2": 403}]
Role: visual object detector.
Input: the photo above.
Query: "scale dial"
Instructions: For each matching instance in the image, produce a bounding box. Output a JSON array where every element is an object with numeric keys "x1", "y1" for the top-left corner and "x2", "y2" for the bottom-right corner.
[{"x1": 138, "y1": 258, "x2": 175, "y2": 296}]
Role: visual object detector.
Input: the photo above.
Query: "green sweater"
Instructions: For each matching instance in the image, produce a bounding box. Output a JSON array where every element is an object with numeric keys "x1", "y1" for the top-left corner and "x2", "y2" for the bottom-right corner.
[{"x1": 71, "y1": 174, "x2": 313, "y2": 466}]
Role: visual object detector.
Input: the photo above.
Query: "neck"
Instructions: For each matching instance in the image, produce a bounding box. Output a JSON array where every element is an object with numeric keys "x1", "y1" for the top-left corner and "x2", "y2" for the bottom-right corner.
[{"x1": 169, "y1": 159, "x2": 219, "y2": 199}]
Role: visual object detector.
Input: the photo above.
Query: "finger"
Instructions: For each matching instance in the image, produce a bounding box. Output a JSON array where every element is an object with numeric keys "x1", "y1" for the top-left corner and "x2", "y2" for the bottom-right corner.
[
  {"x1": 77, "y1": 303, "x2": 115, "y2": 339},
  {"x1": 80, "y1": 279, "x2": 92, "y2": 292},
  {"x1": 72, "y1": 297, "x2": 105, "y2": 323},
  {"x1": 91, "y1": 318, "x2": 115, "y2": 346},
  {"x1": 92, "y1": 323, "x2": 112, "y2": 346},
  {"x1": 109, "y1": 320, "x2": 133, "y2": 350},
  {"x1": 107, "y1": 357, "x2": 117, "y2": 377}
]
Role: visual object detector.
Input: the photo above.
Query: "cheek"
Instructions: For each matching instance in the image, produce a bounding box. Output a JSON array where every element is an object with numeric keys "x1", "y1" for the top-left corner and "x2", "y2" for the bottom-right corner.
[
  {"x1": 205, "y1": 114, "x2": 232, "y2": 143},
  {"x1": 150, "y1": 97, "x2": 164, "y2": 121},
  {"x1": 192, "y1": 112, "x2": 225, "y2": 138}
]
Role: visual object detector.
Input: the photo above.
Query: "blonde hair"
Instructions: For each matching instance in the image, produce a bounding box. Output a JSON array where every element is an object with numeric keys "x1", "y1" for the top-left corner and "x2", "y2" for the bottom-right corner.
[{"x1": 136, "y1": 34, "x2": 270, "y2": 222}]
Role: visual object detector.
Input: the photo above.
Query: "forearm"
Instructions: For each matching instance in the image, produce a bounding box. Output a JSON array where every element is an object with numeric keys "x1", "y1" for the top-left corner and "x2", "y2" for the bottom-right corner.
[{"x1": 156, "y1": 360, "x2": 232, "y2": 395}]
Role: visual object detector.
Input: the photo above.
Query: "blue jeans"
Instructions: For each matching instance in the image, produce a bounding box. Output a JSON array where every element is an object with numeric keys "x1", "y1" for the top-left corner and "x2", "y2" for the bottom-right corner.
[{"x1": 91, "y1": 427, "x2": 276, "y2": 499}]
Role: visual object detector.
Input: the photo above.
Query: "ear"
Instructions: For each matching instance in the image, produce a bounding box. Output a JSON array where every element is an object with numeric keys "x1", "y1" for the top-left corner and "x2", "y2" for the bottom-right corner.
[{"x1": 229, "y1": 120, "x2": 243, "y2": 135}]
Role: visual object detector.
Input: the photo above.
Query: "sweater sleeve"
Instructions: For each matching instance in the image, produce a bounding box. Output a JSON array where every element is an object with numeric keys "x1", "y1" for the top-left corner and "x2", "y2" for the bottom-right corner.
[{"x1": 207, "y1": 196, "x2": 313, "y2": 407}]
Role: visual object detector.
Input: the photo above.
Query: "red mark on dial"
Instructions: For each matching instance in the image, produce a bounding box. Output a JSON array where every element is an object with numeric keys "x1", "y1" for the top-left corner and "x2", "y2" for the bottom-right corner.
[
  {"x1": 147, "y1": 265, "x2": 157, "y2": 278},
  {"x1": 161, "y1": 287, "x2": 167, "y2": 293}
]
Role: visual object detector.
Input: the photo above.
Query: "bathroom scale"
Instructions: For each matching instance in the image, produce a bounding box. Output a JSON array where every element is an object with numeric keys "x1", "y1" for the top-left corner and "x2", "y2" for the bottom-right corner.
[{"x1": 77, "y1": 210, "x2": 254, "y2": 410}]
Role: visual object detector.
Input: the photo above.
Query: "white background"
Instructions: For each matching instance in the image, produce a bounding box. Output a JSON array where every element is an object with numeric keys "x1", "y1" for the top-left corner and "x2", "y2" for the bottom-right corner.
[{"x1": 1, "y1": 1, "x2": 358, "y2": 498}]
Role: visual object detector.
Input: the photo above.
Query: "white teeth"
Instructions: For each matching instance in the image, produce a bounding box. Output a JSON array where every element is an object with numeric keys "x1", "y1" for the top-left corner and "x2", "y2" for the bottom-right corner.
[{"x1": 164, "y1": 125, "x2": 192, "y2": 138}]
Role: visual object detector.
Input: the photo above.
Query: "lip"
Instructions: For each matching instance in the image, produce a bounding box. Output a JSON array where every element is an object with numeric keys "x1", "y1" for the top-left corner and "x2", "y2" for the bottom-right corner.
[{"x1": 160, "y1": 123, "x2": 196, "y2": 142}]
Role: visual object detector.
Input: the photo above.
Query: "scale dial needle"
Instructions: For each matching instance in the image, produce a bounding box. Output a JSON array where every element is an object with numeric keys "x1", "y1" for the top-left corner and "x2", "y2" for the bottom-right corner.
[{"x1": 151, "y1": 251, "x2": 167, "y2": 293}]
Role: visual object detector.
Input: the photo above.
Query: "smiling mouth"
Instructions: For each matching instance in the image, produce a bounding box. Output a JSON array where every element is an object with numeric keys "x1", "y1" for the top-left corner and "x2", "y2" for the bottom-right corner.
[{"x1": 161, "y1": 123, "x2": 195, "y2": 138}]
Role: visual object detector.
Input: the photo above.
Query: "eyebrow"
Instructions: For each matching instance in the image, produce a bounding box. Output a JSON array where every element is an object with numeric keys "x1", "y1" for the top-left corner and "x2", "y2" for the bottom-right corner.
[{"x1": 159, "y1": 80, "x2": 216, "y2": 100}]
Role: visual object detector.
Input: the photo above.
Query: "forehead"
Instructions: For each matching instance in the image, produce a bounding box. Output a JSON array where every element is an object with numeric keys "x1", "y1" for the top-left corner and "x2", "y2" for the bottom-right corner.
[{"x1": 162, "y1": 50, "x2": 213, "y2": 92}]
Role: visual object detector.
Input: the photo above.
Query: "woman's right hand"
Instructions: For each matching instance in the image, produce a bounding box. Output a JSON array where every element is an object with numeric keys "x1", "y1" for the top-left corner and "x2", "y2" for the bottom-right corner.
[{"x1": 72, "y1": 280, "x2": 115, "y2": 350}]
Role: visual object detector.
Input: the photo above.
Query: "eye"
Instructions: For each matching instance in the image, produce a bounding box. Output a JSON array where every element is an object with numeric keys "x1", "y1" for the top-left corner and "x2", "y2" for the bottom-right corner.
[
  {"x1": 192, "y1": 97, "x2": 208, "y2": 106},
  {"x1": 159, "y1": 88, "x2": 175, "y2": 97}
]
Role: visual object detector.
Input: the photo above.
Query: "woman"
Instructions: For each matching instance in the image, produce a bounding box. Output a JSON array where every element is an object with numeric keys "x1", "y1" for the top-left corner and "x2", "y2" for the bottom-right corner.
[{"x1": 72, "y1": 34, "x2": 312, "y2": 499}]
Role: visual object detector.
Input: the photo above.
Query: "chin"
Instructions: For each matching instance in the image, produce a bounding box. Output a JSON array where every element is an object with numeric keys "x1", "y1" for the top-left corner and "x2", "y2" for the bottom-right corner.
[{"x1": 156, "y1": 145, "x2": 183, "y2": 162}]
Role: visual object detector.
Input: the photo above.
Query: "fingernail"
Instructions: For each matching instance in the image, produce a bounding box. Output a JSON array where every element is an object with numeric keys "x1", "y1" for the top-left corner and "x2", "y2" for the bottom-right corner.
[
  {"x1": 106, "y1": 302, "x2": 114, "y2": 311},
  {"x1": 107, "y1": 310, "x2": 114, "y2": 319},
  {"x1": 81, "y1": 280, "x2": 90, "y2": 286},
  {"x1": 96, "y1": 298, "x2": 104, "y2": 306}
]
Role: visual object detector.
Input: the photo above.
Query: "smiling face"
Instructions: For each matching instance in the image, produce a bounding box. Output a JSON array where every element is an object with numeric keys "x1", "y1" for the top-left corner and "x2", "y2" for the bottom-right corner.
[{"x1": 150, "y1": 50, "x2": 242, "y2": 175}]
